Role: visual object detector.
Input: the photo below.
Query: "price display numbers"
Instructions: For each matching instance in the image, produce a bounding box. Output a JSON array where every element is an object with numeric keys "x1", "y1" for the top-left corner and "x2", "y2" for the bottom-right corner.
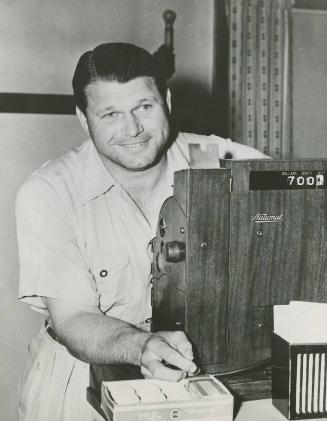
[
  {"x1": 286, "y1": 172, "x2": 324, "y2": 188},
  {"x1": 249, "y1": 170, "x2": 326, "y2": 190}
]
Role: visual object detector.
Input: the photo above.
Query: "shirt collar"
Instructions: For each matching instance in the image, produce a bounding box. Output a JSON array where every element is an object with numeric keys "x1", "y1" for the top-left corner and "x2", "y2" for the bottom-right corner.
[
  {"x1": 80, "y1": 139, "x2": 116, "y2": 205},
  {"x1": 166, "y1": 133, "x2": 190, "y2": 187}
]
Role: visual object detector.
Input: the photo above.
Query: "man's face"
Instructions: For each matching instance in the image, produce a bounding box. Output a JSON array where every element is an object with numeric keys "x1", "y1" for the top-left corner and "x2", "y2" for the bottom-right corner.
[{"x1": 82, "y1": 77, "x2": 170, "y2": 171}]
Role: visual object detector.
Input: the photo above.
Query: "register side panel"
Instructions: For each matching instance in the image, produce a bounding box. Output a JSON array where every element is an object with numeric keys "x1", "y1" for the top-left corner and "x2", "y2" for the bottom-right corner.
[{"x1": 185, "y1": 169, "x2": 231, "y2": 367}]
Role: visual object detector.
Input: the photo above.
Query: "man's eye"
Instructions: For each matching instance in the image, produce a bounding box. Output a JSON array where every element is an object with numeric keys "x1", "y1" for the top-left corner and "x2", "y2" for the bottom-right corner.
[
  {"x1": 103, "y1": 112, "x2": 118, "y2": 119},
  {"x1": 140, "y1": 104, "x2": 152, "y2": 112}
]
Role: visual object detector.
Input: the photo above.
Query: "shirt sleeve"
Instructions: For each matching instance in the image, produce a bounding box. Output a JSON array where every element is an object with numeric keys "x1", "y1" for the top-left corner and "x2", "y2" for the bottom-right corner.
[
  {"x1": 177, "y1": 132, "x2": 270, "y2": 161},
  {"x1": 208, "y1": 135, "x2": 271, "y2": 160},
  {"x1": 15, "y1": 174, "x2": 99, "y2": 312}
]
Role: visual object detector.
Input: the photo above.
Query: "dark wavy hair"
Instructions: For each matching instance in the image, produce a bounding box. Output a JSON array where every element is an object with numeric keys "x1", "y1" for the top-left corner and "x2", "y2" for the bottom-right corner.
[{"x1": 72, "y1": 43, "x2": 166, "y2": 114}]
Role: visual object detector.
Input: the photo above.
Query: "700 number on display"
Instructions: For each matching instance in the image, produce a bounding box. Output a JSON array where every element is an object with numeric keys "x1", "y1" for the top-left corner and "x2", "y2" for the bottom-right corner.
[{"x1": 287, "y1": 174, "x2": 324, "y2": 187}]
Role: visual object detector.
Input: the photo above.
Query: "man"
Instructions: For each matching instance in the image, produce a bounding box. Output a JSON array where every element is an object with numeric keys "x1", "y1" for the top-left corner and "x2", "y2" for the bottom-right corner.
[{"x1": 16, "y1": 43, "x2": 268, "y2": 420}]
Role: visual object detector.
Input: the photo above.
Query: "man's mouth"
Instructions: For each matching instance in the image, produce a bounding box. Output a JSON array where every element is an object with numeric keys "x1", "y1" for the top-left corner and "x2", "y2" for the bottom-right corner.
[{"x1": 120, "y1": 138, "x2": 150, "y2": 149}]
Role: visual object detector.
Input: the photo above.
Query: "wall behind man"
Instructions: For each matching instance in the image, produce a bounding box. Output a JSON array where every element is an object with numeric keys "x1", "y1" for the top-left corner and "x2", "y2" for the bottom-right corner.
[
  {"x1": 292, "y1": 6, "x2": 327, "y2": 158},
  {"x1": 0, "y1": 0, "x2": 215, "y2": 419}
]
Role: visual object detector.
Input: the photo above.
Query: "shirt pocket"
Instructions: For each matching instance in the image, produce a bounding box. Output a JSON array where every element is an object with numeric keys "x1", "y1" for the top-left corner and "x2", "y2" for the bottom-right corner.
[{"x1": 91, "y1": 250, "x2": 130, "y2": 313}]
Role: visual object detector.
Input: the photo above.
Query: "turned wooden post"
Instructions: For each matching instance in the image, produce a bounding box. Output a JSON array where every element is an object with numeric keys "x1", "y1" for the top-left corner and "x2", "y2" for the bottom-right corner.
[{"x1": 163, "y1": 10, "x2": 176, "y2": 50}]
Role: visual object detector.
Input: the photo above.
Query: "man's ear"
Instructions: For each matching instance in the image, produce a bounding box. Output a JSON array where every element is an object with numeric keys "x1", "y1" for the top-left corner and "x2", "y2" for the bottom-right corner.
[
  {"x1": 76, "y1": 106, "x2": 89, "y2": 133},
  {"x1": 166, "y1": 88, "x2": 172, "y2": 113}
]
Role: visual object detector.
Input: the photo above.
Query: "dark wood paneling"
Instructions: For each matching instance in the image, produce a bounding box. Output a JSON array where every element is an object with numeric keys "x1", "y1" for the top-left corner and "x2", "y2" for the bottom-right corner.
[
  {"x1": 0, "y1": 93, "x2": 75, "y2": 114},
  {"x1": 153, "y1": 169, "x2": 230, "y2": 368},
  {"x1": 223, "y1": 159, "x2": 327, "y2": 371},
  {"x1": 186, "y1": 169, "x2": 230, "y2": 366}
]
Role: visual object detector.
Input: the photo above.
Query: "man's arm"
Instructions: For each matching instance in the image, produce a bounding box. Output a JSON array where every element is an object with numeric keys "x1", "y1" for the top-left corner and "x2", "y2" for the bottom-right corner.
[
  {"x1": 44, "y1": 297, "x2": 197, "y2": 381},
  {"x1": 223, "y1": 138, "x2": 271, "y2": 160},
  {"x1": 178, "y1": 133, "x2": 271, "y2": 161}
]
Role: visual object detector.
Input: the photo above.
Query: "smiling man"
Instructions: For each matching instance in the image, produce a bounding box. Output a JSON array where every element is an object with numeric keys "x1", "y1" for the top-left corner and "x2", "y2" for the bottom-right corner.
[
  {"x1": 16, "y1": 43, "x2": 268, "y2": 421},
  {"x1": 79, "y1": 77, "x2": 169, "y2": 171}
]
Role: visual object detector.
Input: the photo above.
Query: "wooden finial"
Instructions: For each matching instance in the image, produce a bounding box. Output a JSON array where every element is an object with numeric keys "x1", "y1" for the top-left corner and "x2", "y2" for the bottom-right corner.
[
  {"x1": 163, "y1": 10, "x2": 176, "y2": 49},
  {"x1": 163, "y1": 10, "x2": 176, "y2": 26}
]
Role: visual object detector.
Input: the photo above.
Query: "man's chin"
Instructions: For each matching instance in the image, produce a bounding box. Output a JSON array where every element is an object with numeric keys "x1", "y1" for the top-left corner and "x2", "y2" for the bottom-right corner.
[
  {"x1": 123, "y1": 159, "x2": 159, "y2": 172},
  {"x1": 120, "y1": 150, "x2": 165, "y2": 172}
]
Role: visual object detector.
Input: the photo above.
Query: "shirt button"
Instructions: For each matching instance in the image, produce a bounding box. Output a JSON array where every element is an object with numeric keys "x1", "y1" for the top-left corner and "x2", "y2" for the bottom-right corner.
[{"x1": 100, "y1": 269, "x2": 108, "y2": 277}]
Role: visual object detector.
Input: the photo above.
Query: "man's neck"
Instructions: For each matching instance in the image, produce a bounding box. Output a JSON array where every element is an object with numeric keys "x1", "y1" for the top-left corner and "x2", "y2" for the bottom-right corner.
[{"x1": 100, "y1": 154, "x2": 168, "y2": 194}]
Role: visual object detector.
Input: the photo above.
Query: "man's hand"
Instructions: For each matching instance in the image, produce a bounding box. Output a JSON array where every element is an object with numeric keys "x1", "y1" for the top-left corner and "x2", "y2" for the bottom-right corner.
[
  {"x1": 140, "y1": 331, "x2": 197, "y2": 381},
  {"x1": 43, "y1": 297, "x2": 198, "y2": 379}
]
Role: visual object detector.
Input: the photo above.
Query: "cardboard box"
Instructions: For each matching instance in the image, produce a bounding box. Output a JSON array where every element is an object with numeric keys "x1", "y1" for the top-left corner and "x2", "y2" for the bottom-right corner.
[
  {"x1": 101, "y1": 375, "x2": 233, "y2": 421},
  {"x1": 272, "y1": 332, "x2": 327, "y2": 419}
]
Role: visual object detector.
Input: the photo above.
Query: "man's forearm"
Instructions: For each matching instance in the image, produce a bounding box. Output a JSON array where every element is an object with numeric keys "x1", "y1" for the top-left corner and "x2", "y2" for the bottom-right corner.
[
  {"x1": 44, "y1": 297, "x2": 197, "y2": 380},
  {"x1": 56, "y1": 311, "x2": 151, "y2": 365},
  {"x1": 41, "y1": 293, "x2": 153, "y2": 367}
]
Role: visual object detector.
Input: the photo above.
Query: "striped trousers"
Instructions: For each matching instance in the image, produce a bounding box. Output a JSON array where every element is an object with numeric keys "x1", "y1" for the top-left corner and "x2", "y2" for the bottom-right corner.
[{"x1": 18, "y1": 325, "x2": 104, "y2": 421}]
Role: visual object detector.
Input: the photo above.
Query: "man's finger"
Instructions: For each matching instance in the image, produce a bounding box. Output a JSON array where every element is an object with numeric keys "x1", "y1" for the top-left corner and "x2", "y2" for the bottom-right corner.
[
  {"x1": 173, "y1": 338, "x2": 194, "y2": 360},
  {"x1": 159, "y1": 331, "x2": 194, "y2": 360},
  {"x1": 155, "y1": 341, "x2": 197, "y2": 374},
  {"x1": 145, "y1": 360, "x2": 186, "y2": 382},
  {"x1": 140, "y1": 366, "x2": 153, "y2": 379}
]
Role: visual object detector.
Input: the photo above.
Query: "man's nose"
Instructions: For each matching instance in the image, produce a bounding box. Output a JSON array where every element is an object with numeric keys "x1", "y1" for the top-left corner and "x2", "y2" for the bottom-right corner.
[{"x1": 124, "y1": 114, "x2": 143, "y2": 137}]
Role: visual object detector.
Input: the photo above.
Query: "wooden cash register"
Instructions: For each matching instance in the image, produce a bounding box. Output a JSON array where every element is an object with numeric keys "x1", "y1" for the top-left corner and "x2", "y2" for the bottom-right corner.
[{"x1": 151, "y1": 158, "x2": 327, "y2": 399}]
